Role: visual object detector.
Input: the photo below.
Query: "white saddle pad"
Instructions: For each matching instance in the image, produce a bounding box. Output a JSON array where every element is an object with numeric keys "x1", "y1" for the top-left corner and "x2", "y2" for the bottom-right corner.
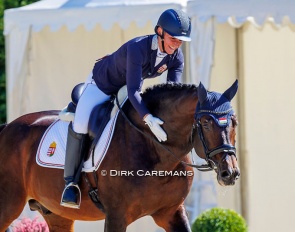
[{"x1": 36, "y1": 111, "x2": 119, "y2": 172}]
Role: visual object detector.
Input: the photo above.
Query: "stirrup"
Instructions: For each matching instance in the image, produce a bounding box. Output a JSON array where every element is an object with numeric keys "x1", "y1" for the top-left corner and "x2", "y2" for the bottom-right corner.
[{"x1": 60, "y1": 182, "x2": 82, "y2": 209}]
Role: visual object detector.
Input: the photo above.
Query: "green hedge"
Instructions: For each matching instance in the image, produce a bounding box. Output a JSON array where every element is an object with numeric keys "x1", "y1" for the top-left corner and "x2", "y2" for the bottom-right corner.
[
  {"x1": 0, "y1": 0, "x2": 40, "y2": 123},
  {"x1": 192, "y1": 207, "x2": 248, "y2": 232}
]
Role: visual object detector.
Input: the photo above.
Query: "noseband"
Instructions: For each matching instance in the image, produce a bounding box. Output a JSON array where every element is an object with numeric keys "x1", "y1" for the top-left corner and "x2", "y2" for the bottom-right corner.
[{"x1": 193, "y1": 109, "x2": 237, "y2": 171}]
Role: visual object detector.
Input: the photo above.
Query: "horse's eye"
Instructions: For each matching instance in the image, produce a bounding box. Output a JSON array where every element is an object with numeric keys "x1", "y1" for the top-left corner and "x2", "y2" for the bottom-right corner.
[
  {"x1": 201, "y1": 119, "x2": 208, "y2": 126},
  {"x1": 202, "y1": 121, "x2": 210, "y2": 130}
]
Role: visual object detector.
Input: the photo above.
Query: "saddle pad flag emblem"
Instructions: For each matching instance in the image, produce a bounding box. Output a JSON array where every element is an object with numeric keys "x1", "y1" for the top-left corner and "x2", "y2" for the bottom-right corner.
[
  {"x1": 47, "y1": 141, "x2": 57, "y2": 157},
  {"x1": 157, "y1": 64, "x2": 167, "y2": 74},
  {"x1": 218, "y1": 117, "x2": 227, "y2": 125}
]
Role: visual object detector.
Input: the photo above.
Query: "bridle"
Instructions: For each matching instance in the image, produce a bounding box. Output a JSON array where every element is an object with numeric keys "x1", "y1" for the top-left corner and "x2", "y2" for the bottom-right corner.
[
  {"x1": 192, "y1": 109, "x2": 237, "y2": 171},
  {"x1": 115, "y1": 94, "x2": 236, "y2": 172}
]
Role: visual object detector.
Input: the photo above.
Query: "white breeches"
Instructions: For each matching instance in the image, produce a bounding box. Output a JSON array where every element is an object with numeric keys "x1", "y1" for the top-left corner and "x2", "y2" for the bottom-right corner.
[{"x1": 73, "y1": 80, "x2": 110, "y2": 134}]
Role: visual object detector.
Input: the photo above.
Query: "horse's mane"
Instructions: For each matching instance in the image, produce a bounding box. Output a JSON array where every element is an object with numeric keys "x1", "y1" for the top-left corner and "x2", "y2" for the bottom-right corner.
[
  {"x1": 142, "y1": 82, "x2": 197, "y2": 101},
  {"x1": 141, "y1": 82, "x2": 198, "y2": 114}
]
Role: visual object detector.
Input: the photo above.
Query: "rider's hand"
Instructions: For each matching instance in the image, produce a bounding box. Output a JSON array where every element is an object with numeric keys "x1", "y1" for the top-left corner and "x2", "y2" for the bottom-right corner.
[{"x1": 143, "y1": 114, "x2": 167, "y2": 142}]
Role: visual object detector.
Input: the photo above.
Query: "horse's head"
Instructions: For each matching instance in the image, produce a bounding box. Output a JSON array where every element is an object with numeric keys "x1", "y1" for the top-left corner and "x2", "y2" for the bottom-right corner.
[
  {"x1": 139, "y1": 82, "x2": 239, "y2": 186},
  {"x1": 193, "y1": 80, "x2": 240, "y2": 186}
]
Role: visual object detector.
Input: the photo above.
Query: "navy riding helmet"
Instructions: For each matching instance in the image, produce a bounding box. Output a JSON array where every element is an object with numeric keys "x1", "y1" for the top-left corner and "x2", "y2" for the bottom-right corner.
[{"x1": 155, "y1": 9, "x2": 191, "y2": 42}]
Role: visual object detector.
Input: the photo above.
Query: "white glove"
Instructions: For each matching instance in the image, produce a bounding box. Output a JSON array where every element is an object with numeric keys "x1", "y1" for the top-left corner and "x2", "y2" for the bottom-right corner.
[{"x1": 143, "y1": 114, "x2": 167, "y2": 142}]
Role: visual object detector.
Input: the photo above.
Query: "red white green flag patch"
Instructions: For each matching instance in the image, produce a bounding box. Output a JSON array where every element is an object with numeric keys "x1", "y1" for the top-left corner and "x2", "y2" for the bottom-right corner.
[{"x1": 218, "y1": 117, "x2": 227, "y2": 125}]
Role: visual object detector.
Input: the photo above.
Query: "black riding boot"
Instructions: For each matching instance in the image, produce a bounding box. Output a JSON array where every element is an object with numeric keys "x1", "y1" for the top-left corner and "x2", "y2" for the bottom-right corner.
[{"x1": 60, "y1": 122, "x2": 87, "y2": 209}]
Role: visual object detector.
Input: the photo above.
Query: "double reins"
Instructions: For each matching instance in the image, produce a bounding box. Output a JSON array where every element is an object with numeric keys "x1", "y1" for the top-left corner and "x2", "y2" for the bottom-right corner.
[{"x1": 115, "y1": 95, "x2": 226, "y2": 172}]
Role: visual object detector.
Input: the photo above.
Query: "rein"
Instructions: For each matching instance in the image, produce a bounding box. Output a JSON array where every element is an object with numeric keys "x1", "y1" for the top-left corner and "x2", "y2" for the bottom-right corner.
[{"x1": 115, "y1": 95, "x2": 216, "y2": 172}]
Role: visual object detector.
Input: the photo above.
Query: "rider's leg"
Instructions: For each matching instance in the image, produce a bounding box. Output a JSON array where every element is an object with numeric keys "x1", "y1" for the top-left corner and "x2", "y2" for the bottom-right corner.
[
  {"x1": 60, "y1": 123, "x2": 87, "y2": 209},
  {"x1": 61, "y1": 82, "x2": 110, "y2": 208}
]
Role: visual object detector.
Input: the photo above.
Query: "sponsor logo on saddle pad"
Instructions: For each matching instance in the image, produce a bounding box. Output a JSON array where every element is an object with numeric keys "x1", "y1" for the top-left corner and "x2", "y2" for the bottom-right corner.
[{"x1": 36, "y1": 112, "x2": 119, "y2": 172}]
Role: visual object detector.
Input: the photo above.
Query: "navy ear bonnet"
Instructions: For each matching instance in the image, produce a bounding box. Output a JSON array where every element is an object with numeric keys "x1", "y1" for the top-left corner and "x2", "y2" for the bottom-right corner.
[{"x1": 195, "y1": 80, "x2": 238, "y2": 127}]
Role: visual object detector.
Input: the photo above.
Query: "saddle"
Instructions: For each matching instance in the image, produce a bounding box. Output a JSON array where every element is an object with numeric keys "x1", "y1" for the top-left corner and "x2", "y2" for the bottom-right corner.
[{"x1": 59, "y1": 83, "x2": 127, "y2": 156}]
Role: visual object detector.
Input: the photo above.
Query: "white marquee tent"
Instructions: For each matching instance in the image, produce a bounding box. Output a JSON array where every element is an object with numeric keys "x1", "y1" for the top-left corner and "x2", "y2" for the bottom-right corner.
[
  {"x1": 186, "y1": 0, "x2": 295, "y2": 94},
  {"x1": 4, "y1": 0, "x2": 188, "y2": 122},
  {"x1": 5, "y1": 0, "x2": 295, "y2": 231},
  {"x1": 187, "y1": 1, "x2": 295, "y2": 232},
  {"x1": 5, "y1": 0, "x2": 295, "y2": 122}
]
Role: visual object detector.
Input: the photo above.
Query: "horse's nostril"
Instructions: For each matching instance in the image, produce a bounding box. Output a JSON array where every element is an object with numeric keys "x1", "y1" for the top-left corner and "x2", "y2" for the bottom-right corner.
[{"x1": 221, "y1": 170, "x2": 231, "y2": 179}]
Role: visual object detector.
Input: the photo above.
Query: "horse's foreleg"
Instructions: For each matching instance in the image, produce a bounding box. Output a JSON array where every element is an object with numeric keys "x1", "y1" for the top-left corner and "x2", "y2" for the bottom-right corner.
[
  {"x1": 43, "y1": 213, "x2": 74, "y2": 232},
  {"x1": 152, "y1": 204, "x2": 192, "y2": 232},
  {"x1": 104, "y1": 212, "x2": 127, "y2": 232}
]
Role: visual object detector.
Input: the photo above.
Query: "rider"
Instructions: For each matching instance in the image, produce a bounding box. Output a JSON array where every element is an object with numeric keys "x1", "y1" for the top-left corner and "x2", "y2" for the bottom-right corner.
[{"x1": 60, "y1": 8, "x2": 192, "y2": 209}]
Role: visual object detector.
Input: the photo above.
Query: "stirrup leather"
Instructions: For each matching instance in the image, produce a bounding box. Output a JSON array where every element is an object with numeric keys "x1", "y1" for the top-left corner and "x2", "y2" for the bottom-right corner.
[{"x1": 60, "y1": 182, "x2": 82, "y2": 209}]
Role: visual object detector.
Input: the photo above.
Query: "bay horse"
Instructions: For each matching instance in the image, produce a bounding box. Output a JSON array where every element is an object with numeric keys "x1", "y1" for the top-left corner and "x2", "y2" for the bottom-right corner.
[{"x1": 0, "y1": 81, "x2": 240, "y2": 232}]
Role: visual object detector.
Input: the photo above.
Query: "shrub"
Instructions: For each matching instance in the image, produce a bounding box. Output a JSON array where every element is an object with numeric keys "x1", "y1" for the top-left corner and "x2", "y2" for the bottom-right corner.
[{"x1": 192, "y1": 207, "x2": 248, "y2": 232}]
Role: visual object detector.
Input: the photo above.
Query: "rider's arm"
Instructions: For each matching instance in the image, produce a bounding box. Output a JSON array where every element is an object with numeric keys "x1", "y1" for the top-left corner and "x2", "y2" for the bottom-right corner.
[
  {"x1": 126, "y1": 43, "x2": 167, "y2": 142},
  {"x1": 126, "y1": 44, "x2": 150, "y2": 119}
]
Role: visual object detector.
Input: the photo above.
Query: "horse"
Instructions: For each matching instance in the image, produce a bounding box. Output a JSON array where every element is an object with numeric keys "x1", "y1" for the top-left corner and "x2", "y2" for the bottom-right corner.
[{"x1": 0, "y1": 81, "x2": 240, "y2": 232}]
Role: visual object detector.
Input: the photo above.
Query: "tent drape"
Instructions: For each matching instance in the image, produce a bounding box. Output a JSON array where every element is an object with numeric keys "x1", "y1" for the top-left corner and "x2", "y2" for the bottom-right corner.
[{"x1": 187, "y1": 17, "x2": 215, "y2": 88}]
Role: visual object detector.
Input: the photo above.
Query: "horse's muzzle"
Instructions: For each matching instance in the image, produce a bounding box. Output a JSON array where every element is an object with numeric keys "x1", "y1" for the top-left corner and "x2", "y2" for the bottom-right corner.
[{"x1": 217, "y1": 155, "x2": 240, "y2": 186}]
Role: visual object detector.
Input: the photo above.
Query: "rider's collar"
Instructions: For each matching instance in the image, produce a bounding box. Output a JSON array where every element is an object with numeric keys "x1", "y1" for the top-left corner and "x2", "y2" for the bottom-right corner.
[{"x1": 151, "y1": 35, "x2": 158, "y2": 50}]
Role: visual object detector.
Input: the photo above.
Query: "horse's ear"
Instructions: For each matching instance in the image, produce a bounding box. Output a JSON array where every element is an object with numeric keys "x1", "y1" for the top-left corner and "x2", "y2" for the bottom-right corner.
[
  {"x1": 198, "y1": 82, "x2": 208, "y2": 105},
  {"x1": 223, "y1": 79, "x2": 238, "y2": 101}
]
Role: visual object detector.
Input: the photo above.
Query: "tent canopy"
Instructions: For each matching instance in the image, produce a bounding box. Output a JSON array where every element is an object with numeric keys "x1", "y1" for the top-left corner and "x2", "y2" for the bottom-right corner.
[
  {"x1": 4, "y1": 0, "x2": 187, "y2": 34},
  {"x1": 187, "y1": 0, "x2": 295, "y2": 27}
]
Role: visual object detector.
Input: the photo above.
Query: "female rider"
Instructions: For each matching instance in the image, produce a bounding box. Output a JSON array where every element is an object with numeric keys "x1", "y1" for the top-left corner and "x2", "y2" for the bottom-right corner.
[{"x1": 61, "y1": 8, "x2": 192, "y2": 209}]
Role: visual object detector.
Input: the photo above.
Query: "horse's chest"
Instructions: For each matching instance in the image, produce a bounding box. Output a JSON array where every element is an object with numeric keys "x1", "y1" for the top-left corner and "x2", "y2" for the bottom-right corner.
[{"x1": 144, "y1": 175, "x2": 192, "y2": 205}]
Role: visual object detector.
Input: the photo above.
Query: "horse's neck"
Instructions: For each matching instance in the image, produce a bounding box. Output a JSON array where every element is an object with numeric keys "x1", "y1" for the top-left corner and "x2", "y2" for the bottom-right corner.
[
  {"x1": 122, "y1": 91, "x2": 198, "y2": 170},
  {"x1": 162, "y1": 93, "x2": 197, "y2": 138},
  {"x1": 153, "y1": 95, "x2": 197, "y2": 169}
]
